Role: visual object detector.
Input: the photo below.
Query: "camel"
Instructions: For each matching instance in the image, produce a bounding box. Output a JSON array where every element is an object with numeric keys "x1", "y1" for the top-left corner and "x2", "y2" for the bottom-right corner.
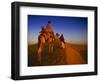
[{"x1": 37, "y1": 21, "x2": 65, "y2": 65}]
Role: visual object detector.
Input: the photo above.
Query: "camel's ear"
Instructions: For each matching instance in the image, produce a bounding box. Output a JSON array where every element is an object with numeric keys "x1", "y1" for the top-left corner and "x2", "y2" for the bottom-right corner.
[
  {"x1": 41, "y1": 26, "x2": 44, "y2": 29},
  {"x1": 41, "y1": 26, "x2": 43, "y2": 29},
  {"x1": 48, "y1": 20, "x2": 51, "y2": 24}
]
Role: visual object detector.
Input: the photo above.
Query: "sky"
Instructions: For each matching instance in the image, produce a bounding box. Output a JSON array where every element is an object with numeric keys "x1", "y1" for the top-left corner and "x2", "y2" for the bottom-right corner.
[{"x1": 28, "y1": 15, "x2": 87, "y2": 44}]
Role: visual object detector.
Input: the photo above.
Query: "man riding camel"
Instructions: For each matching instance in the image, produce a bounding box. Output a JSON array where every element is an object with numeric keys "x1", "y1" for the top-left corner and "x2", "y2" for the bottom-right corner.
[{"x1": 37, "y1": 21, "x2": 65, "y2": 65}]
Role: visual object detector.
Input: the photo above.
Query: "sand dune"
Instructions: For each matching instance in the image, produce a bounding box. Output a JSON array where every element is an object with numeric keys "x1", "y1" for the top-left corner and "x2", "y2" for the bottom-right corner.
[
  {"x1": 28, "y1": 43, "x2": 87, "y2": 66},
  {"x1": 65, "y1": 44, "x2": 86, "y2": 64}
]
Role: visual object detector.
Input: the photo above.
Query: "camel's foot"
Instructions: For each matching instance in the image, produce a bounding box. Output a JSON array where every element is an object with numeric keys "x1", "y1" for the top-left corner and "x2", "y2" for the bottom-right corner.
[{"x1": 37, "y1": 60, "x2": 42, "y2": 65}]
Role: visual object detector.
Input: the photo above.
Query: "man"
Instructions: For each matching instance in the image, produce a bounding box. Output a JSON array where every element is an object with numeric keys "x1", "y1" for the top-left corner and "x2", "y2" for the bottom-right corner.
[{"x1": 59, "y1": 34, "x2": 66, "y2": 49}]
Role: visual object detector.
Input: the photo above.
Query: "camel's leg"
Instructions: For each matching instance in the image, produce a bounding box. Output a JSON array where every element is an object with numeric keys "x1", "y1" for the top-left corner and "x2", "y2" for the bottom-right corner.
[
  {"x1": 51, "y1": 45, "x2": 53, "y2": 53},
  {"x1": 48, "y1": 43, "x2": 53, "y2": 53},
  {"x1": 48, "y1": 43, "x2": 51, "y2": 53},
  {"x1": 37, "y1": 46, "x2": 42, "y2": 65}
]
